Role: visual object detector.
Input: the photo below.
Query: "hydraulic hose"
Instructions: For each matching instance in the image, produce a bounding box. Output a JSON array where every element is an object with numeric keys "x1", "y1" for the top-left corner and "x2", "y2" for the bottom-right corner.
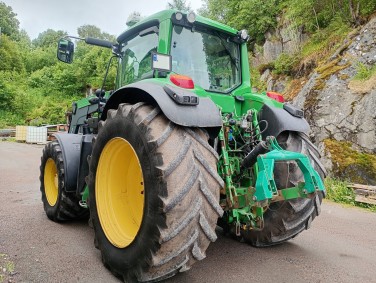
[{"x1": 241, "y1": 141, "x2": 269, "y2": 169}]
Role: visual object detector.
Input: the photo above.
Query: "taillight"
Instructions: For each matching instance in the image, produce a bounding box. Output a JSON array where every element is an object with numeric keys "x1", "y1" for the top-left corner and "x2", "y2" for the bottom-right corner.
[
  {"x1": 266, "y1": 91, "x2": 285, "y2": 103},
  {"x1": 170, "y1": 74, "x2": 194, "y2": 89}
]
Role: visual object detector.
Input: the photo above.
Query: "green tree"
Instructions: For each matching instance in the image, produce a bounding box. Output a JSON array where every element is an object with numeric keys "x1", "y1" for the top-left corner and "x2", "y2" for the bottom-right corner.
[
  {"x1": 126, "y1": 11, "x2": 142, "y2": 27},
  {"x1": 0, "y1": 34, "x2": 24, "y2": 72},
  {"x1": 77, "y1": 25, "x2": 116, "y2": 41},
  {"x1": 200, "y1": 0, "x2": 280, "y2": 44},
  {"x1": 0, "y1": 71, "x2": 16, "y2": 110},
  {"x1": 18, "y1": 29, "x2": 31, "y2": 48},
  {"x1": 32, "y1": 29, "x2": 67, "y2": 48},
  {"x1": 0, "y1": 2, "x2": 19, "y2": 39},
  {"x1": 167, "y1": 0, "x2": 191, "y2": 11},
  {"x1": 284, "y1": 0, "x2": 376, "y2": 31},
  {"x1": 199, "y1": 0, "x2": 231, "y2": 22}
]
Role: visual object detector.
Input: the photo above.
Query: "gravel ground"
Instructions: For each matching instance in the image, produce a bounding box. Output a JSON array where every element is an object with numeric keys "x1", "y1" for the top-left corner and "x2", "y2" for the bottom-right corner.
[{"x1": 1, "y1": 141, "x2": 376, "y2": 283}]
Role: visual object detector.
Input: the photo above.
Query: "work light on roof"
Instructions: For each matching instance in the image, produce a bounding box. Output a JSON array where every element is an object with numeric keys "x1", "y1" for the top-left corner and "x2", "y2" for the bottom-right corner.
[
  {"x1": 175, "y1": 12, "x2": 183, "y2": 21},
  {"x1": 239, "y1": 29, "x2": 249, "y2": 41},
  {"x1": 187, "y1": 11, "x2": 196, "y2": 23}
]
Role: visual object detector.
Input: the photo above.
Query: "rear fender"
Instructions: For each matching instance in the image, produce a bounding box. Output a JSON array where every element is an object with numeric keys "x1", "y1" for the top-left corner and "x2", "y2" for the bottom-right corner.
[
  {"x1": 102, "y1": 81, "x2": 222, "y2": 138},
  {"x1": 258, "y1": 104, "x2": 310, "y2": 139}
]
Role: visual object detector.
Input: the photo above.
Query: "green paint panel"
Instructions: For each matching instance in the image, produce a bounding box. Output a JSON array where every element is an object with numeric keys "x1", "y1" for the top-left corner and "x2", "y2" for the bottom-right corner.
[{"x1": 75, "y1": 97, "x2": 91, "y2": 109}]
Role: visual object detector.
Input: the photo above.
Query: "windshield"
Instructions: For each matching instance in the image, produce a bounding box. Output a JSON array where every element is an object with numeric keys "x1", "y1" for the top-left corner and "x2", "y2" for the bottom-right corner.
[{"x1": 171, "y1": 25, "x2": 241, "y2": 93}]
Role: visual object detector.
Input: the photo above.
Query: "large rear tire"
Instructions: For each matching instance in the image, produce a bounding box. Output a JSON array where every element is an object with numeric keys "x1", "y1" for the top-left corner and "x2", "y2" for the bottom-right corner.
[
  {"x1": 39, "y1": 141, "x2": 89, "y2": 222},
  {"x1": 241, "y1": 131, "x2": 325, "y2": 247},
  {"x1": 88, "y1": 103, "x2": 223, "y2": 282}
]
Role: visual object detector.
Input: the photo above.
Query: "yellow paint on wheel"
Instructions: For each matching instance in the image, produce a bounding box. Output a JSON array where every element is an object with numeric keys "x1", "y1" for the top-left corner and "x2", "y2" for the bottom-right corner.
[
  {"x1": 96, "y1": 137, "x2": 145, "y2": 248},
  {"x1": 44, "y1": 158, "x2": 58, "y2": 206}
]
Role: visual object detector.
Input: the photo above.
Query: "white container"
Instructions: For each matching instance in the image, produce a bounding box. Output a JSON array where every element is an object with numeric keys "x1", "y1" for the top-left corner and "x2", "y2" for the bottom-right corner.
[
  {"x1": 26, "y1": 126, "x2": 47, "y2": 144},
  {"x1": 15, "y1": 125, "x2": 27, "y2": 141}
]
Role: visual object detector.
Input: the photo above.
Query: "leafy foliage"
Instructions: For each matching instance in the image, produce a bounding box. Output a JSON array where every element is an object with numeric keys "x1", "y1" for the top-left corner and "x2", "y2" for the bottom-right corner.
[
  {"x1": 325, "y1": 178, "x2": 376, "y2": 212},
  {"x1": 78, "y1": 25, "x2": 115, "y2": 41},
  {"x1": 0, "y1": 3, "x2": 117, "y2": 128},
  {"x1": 32, "y1": 29, "x2": 67, "y2": 48},
  {"x1": 0, "y1": 2, "x2": 19, "y2": 39},
  {"x1": 325, "y1": 178, "x2": 355, "y2": 204},
  {"x1": 167, "y1": 0, "x2": 191, "y2": 11},
  {"x1": 199, "y1": 0, "x2": 376, "y2": 44},
  {"x1": 273, "y1": 53, "x2": 298, "y2": 75},
  {"x1": 200, "y1": 0, "x2": 280, "y2": 44},
  {"x1": 0, "y1": 35, "x2": 24, "y2": 72}
]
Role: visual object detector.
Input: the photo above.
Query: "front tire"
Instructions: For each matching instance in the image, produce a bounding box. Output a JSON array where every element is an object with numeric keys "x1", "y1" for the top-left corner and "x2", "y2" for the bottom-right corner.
[
  {"x1": 88, "y1": 103, "x2": 223, "y2": 282},
  {"x1": 39, "y1": 141, "x2": 88, "y2": 221},
  {"x1": 242, "y1": 131, "x2": 325, "y2": 247}
]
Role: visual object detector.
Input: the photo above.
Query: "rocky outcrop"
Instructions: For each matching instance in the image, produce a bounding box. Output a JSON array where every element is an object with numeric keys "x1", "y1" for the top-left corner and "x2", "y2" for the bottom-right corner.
[
  {"x1": 254, "y1": 20, "x2": 308, "y2": 92},
  {"x1": 258, "y1": 20, "x2": 308, "y2": 63},
  {"x1": 293, "y1": 17, "x2": 376, "y2": 184}
]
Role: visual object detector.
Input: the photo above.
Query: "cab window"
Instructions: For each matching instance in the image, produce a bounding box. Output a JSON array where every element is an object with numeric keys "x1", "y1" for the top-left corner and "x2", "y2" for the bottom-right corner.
[{"x1": 119, "y1": 29, "x2": 158, "y2": 86}]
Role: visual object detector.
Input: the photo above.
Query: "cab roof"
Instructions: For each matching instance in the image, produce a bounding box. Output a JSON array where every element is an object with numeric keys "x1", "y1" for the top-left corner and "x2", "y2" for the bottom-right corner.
[{"x1": 117, "y1": 9, "x2": 238, "y2": 43}]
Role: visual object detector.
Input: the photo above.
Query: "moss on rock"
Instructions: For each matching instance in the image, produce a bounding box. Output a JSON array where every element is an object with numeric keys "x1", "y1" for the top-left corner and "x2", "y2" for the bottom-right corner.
[{"x1": 324, "y1": 139, "x2": 376, "y2": 185}]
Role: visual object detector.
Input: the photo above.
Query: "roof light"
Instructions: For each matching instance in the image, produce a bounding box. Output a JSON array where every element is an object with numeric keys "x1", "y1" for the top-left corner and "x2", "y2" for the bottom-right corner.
[
  {"x1": 175, "y1": 12, "x2": 183, "y2": 21},
  {"x1": 187, "y1": 11, "x2": 196, "y2": 23},
  {"x1": 239, "y1": 29, "x2": 249, "y2": 41},
  {"x1": 126, "y1": 12, "x2": 141, "y2": 27},
  {"x1": 266, "y1": 91, "x2": 285, "y2": 103},
  {"x1": 170, "y1": 74, "x2": 194, "y2": 89}
]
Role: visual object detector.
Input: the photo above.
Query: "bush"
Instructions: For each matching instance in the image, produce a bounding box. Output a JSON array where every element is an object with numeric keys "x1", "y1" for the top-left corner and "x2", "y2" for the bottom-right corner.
[
  {"x1": 273, "y1": 53, "x2": 298, "y2": 75},
  {"x1": 0, "y1": 110, "x2": 24, "y2": 128},
  {"x1": 325, "y1": 178, "x2": 376, "y2": 212},
  {"x1": 325, "y1": 178, "x2": 355, "y2": 205}
]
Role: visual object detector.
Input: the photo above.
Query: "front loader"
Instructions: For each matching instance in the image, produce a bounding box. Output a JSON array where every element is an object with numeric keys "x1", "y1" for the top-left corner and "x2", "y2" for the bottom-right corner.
[{"x1": 39, "y1": 10, "x2": 326, "y2": 282}]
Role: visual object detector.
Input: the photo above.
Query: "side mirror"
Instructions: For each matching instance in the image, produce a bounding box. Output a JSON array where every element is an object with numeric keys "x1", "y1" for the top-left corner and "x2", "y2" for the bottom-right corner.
[{"x1": 57, "y1": 39, "x2": 74, "y2": 63}]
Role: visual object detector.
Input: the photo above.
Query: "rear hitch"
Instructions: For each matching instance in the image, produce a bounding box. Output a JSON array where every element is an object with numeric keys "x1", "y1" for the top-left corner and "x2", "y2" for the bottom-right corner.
[{"x1": 254, "y1": 136, "x2": 325, "y2": 202}]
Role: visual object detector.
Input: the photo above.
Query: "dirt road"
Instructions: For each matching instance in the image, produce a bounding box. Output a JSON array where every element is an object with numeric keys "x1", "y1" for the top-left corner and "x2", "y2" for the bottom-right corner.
[{"x1": 1, "y1": 141, "x2": 376, "y2": 283}]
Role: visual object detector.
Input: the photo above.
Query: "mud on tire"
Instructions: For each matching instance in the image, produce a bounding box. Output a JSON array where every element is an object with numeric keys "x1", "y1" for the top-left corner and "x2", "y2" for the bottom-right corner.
[
  {"x1": 40, "y1": 141, "x2": 89, "y2": 222},
  {"x1": 88, "y1": 103, "x2": 224, "y2": 282},
  {"x1": 241, "y1": 131, "x2": 325, "y2": 247}
]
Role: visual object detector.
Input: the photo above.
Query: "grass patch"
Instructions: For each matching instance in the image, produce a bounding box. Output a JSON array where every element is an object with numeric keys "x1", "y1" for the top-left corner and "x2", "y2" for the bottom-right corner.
[
  {"x1": 0, "y1": 253, "x2": 15, "y2": 283},
  {"x1": 301, "y1": 17, "x2": 351, "y2": 62},
  {"x1": 353, "y1": 62, "x2": 376, "y2": 81},
  {"x1": 295, "y1": 17, "x2": 351, "y2": 76},
  {"x1": 0, "y1": 137, "x2": 16, "y2": 142},
  {"x1": 325, "y1": 178, "x2": 376, "y2": 212},
  {"x1": 348, "y1": 63, "x2": 376, "y2": 94}
]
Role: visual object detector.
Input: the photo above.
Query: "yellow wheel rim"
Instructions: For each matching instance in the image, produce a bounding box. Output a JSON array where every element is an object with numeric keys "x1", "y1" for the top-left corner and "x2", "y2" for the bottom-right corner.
[
  {"x1": 44, "y1": 158, "x2": 58, "y2": 206},
  {"x1": 96, "y1": 137, "x2": 145, "y2": 248}
]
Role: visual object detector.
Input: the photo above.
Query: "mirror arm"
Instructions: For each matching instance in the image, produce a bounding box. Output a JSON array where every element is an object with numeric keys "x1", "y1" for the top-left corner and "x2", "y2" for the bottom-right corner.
[
  {"x1": 85, "y1": 37, "x2": 115, "y2": 49},
  {"x1": 97, "y1": 55, "x2": 117, "y2": 113},
  {"x1": 63, "y1": 35, "x2": 85, "y2": 41},
  {"x1": 64, "y1": 35, "x2": 115, "y2": 49}
]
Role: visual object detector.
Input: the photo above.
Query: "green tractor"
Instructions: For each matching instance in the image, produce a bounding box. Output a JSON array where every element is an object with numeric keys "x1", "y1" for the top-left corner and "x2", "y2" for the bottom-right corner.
[{"x1": 40, "y1": 10, "x2": 326, "y2": 282}]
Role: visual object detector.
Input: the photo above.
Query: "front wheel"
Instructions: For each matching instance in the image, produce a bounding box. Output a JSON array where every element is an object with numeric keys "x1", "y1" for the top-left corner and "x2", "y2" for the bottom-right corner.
[
  {"x1": 88, "y1": 103, "x2": 223, "y2": 282},
  {"x1": 39, "y1": 141, "x2": 88, "y2": 221}
]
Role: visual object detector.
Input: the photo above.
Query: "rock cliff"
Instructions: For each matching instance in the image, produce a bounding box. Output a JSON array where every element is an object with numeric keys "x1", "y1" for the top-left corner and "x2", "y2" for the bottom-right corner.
[{"x1": 292, "y1": 17, "x2": 376, "y2": 184}]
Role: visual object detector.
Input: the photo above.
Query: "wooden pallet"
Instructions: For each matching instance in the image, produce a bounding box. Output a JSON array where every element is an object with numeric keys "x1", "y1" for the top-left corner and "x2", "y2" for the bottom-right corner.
[{"x1": 348, "y1": 184, "x2": 376, "y2": 205}]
